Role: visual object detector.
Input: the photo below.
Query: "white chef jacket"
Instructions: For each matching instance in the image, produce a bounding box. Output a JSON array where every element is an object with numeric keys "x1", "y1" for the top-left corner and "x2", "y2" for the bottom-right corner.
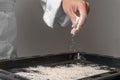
[
  {"x1": 0, "y1": 0, "x2": 17, "y2": 59},
  {"x1": 40, "y1": 0, "x2": 71, "y2": 28}
]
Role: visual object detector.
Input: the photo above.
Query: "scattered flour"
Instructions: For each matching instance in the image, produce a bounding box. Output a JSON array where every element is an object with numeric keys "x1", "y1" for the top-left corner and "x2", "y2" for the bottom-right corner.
[{"x1": 11, "y1": 64, "x2": 109, "y2": 80}]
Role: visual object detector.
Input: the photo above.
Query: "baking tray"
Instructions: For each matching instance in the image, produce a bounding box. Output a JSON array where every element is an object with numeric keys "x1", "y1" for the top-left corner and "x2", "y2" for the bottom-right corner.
[{"x1": 0, "y1": 52, "x2": 120, "y2": 80}]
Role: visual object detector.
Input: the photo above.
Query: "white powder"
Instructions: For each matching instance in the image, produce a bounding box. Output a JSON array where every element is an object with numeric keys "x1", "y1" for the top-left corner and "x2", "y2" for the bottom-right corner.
[{"x1": 11, "y1": 64, "x2": 109, "y2": 80}]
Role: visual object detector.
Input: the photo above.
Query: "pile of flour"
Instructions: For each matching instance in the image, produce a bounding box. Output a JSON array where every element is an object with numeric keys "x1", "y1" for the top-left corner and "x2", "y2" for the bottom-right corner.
[{"x1": 11, "y1": 64, "x2": 109, "y2": 80}]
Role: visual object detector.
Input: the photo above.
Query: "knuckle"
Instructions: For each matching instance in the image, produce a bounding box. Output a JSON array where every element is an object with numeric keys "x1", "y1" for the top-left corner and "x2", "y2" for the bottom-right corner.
[
  {"x1": 81, "y1": 0, "x2": 86, "y2": 5},
  {"x1": 64, "y1": 9, "x2": 70, "y2": 14},
  {"x1": 64, "y1": 8, "x2": 69, "y2": 15},
  {"x1": 86, "y1": 2, "x2": 90, "y2": 8}
]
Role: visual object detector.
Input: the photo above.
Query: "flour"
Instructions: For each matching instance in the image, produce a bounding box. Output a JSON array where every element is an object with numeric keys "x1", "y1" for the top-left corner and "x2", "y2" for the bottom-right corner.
[{"x1": 11, "y1": 64, "x2": 109, "y2": 80}]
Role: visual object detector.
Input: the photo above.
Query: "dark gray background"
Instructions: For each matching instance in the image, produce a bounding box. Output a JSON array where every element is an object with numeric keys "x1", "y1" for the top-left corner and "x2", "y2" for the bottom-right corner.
[{"x1": 16, "y1": 0, "x2": 120, "y2": 58}]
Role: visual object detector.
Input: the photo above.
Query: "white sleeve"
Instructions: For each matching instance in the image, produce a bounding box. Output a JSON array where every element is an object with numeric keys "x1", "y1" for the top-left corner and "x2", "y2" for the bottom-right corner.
[{"x1": 40, "y1": 0, "x2": 71, "y2": 28}]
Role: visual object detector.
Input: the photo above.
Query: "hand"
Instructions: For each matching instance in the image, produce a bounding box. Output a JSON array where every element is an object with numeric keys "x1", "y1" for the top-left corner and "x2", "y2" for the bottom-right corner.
[{"x1": 62, "y1": 0, "x2": 90, "y2": 36}]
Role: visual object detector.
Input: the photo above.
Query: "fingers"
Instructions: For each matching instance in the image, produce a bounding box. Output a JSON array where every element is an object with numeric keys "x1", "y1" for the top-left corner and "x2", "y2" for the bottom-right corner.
[
  {"x1": 71, "y1": 16, "x2": 80, "y2": 36},
  {"x1": 77, "y1": 2, "x2": 87, "y2": 29},
  {"x1": 86, "y1": 2, "x2": 90, "y2": 14},
  {"x1": 66, "y1": 7, "x2": 77, "y2": 25},
  {"x1": 71, "y1": 1, "x2": 90, "y2": 36}
]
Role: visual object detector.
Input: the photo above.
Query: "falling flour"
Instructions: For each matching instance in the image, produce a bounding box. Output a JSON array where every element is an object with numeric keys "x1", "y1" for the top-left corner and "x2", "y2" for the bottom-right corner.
[
  {"x1": 69, "y1": 38, "x2": 78, "y2": 52},
  {"x1": 11, "y1": 64, "x2": 109, "y2": 80}
]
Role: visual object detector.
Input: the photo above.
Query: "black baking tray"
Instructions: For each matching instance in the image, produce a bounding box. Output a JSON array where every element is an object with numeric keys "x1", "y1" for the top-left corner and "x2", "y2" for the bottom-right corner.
[{"x1": 0, "y1": 52, "x2": 120, "y2": 80}]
